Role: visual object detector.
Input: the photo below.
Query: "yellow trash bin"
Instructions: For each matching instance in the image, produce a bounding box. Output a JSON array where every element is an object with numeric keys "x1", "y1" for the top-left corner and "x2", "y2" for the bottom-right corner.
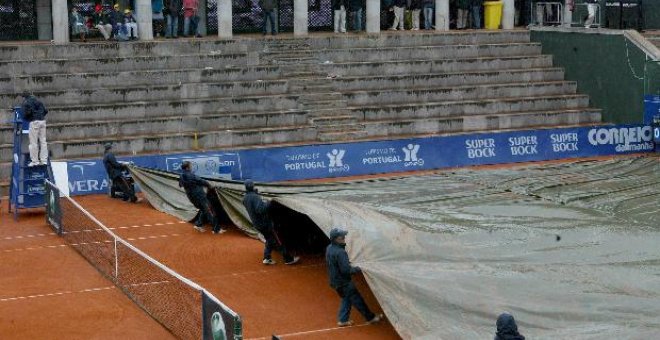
[{"x1": 484, "y1": 1, "x2": 503, "y2": 30}]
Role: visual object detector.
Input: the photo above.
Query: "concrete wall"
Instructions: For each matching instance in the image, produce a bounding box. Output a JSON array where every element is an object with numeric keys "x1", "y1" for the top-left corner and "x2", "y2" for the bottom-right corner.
[{"x1": 531, "y1": 28, "x2": 660, "y2": 124}]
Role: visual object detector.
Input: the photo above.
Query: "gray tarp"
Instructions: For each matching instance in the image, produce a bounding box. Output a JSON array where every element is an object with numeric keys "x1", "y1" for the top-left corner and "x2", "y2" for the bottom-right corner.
[{"x1": 129, "y1": 156, "x2": 660, "y2": 339}]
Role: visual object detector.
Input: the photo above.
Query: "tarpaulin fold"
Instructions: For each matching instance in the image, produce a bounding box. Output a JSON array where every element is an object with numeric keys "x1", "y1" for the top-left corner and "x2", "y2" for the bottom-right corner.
[{"x1": 129, "y1": 156, "x2": 660, "y2": 339}]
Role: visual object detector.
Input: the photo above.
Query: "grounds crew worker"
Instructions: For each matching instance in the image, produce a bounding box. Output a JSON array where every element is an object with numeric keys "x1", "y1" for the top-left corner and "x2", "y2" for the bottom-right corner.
[
  {"x1": 103, "y1": 143, "x2": 138, "y2": 203},
  {"x1": 21, "y1": 92, "x2": 48, "y2": 167},
  {"x1": 326, "y1": 227, "x2": 383, "y2": 327},
  {"x1": 242, "y1": 180, "x2": 300, "y2": 265},
  {"x1": 179, "y1": 161, "x2": 225, "y2": 234}
]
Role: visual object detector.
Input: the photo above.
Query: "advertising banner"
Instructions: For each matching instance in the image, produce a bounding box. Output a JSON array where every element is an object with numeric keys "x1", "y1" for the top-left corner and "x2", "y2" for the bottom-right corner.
[
  {"x1": 202, "y1": 291, "x2": 242, "y2": 340},
  {"x1": 44, "y1": 180, "x2": 62, "y2": 235},
  {"x1": 58, "y1": 125, "x2": 655, "y2": 196}
]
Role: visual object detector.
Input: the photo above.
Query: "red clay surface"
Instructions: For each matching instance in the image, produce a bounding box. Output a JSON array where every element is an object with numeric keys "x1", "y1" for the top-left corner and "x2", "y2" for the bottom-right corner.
[
  {"x1": 0, "y1": 208, "x2": 173, "y2": 339},
  {"x1": 77, "y1": 195, "x2": 401, "y2": 340}
]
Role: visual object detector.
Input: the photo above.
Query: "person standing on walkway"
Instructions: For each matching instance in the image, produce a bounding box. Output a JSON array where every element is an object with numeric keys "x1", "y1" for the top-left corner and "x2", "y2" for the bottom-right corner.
[
  {"x1": 470, "y1": 0, "x2": 482, "y2": 29},
  {"x1": 21, "y1": 92, "x2": 48, "y2": 167},
  {"x1": 183, "y1": 0, "x2": 201, "y2": 37},
  {"x1": 584, "y1": 0, "x2": 597, "y2": 28},
  {"x1": 333, "y1": 0, "x2": 348, "y2": 33},
  {"x1": 389, "y1": 0, "x2": 406, "y2": 30},
  {"x1": 103, "y1": 143, "x2": 138, "y2": 203},
  {"x1": 242, "y1": 180, "x2": 300, "y2": 265},
  {"x1": 259, "y1": 0, "x2": 278, "y2": 35},
  {"x1": 326, "y1": 227, "x2": 383, "y2": 327},
  {"x1": 409, "y1": 0, "x2": 422, "y2": 30},
  {"x1": 350, "y1": 0, "x2": 364, "y2": 32},
  {"x1": 422, "y1": 0, "x2": 434, "y2": 30},
  {"x1": 165, "y1": 0, "x2": 182, "y2": 38},
  {"x1": 179, "y1": 161, "x2": 225, "y2": 234},
  {"x1": 456, "y1": 0, "x2": 469, "y2": 29}
]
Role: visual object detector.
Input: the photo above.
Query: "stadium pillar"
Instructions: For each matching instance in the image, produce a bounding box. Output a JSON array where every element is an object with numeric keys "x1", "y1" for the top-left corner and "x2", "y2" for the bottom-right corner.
[
  {"x1": 37, "y1": 0, "x2": 53, "y2": 40},
  {"x1": 294, "y1": 0, "x2": 309, "y2": 36},
  {"x1": 198, "y1": 0, "x2": 208, "y2": 36},
  {"x1": 51, "y1": 0, "x2": 69, "y2": 43},
  {"x1": 136, "y1": 0, "x2": 154, "y2": 40},
  {"x1": 218, "y1": 0, "x2": 233, "y2": 38},
  {"x1": 502, "y1": 0, "x2": 514, "y2": 29},
  {"x1": 366, "y1": 0, "x2": 380, "y2": 33},
  {"x1": 435, "y1": 0, "x2": 449, "y2": 31}
]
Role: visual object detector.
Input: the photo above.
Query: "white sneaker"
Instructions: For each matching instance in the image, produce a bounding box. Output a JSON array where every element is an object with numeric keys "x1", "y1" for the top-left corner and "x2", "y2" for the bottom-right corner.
[
  {"x1": 27, "y1": 162, "x2": 39, "y2": 167},
  {"x1": 285, "y1": 256, "x2": 301, "y2": 265},
  {"x1": 367, "y1": 314, "x2": 384, "y2": 324},
  {"x1": 212, "y1": 229, "x2": 227, "y2": 235},
  {"x1": 337, "y1": 320, "x2": 354, "y2": 327},
  {"x1": 412, "y1": 28, "x2": 419, "y2": 31},
  {"x1": 388, "y1": 27, "x2": 397, "y2": 31},
  {"x1": 262, "y1": 259, "x2": 276, "y2": 265},
  {"x1": 193, "y1": 225, "x2": 207, "y2": 233}
]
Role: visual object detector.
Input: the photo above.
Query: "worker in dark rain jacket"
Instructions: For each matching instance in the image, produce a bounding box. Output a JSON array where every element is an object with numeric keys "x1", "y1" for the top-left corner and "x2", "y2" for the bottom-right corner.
[
  {"x1": 325, "y1": 227, "x2": 383, "y2": 327},
  {"x1": 242, "y1": 180, "x2": 299, "y2": 265},
  {"x1": 179, "y1": 161, "x2": 225, "y2": 234},
  {"x1": 494, "y1": 312, "x2": 525, "y2": 340},
  {"x1": 103, "y1": 143, "x2": 138, "y2": 203}
]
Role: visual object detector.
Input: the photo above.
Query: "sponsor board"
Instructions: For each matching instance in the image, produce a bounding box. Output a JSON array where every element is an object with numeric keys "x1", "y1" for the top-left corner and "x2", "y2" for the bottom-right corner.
[{"x1": 60, "y1": 125, "x2": 655, "y2": 196}]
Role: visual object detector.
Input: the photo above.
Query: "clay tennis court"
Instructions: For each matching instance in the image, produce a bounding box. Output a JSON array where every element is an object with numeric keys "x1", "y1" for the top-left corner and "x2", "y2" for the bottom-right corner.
[
  {"x1": 0, "y1": 209, "x2": 173, "y2": 339},
  {"x1": 0, "y1": 197, "x2": 399, "y2": 339}
]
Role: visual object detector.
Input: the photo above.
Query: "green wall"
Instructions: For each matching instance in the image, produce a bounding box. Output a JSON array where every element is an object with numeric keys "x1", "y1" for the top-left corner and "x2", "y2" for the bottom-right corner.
[{"x1": 531, "y1": 30, "x2": 660, "y2": 124}]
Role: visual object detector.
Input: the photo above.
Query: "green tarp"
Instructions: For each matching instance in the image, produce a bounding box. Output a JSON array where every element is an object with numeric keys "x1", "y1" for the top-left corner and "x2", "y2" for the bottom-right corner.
[{"x1": 129, "y1": 156, "x2": 660, "y2": 339}]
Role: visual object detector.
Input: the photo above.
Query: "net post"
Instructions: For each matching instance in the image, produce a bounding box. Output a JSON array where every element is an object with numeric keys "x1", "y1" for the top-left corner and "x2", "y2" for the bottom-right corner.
[{"x1": 114, "y1": 237, "x2": 119, "y2": 280}]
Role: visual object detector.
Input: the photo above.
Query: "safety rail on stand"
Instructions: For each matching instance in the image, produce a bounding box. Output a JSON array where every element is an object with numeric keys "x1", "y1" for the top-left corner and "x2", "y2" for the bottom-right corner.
[
  {"x1": 569, "y1": 1, "x2": 602, "y2": 28},
  {"x1": 530, "y1": 2, "x2": 564, "y2": 27},
  {"x1": 8, "y1": 107, "x2": 53, "y2": 221}
]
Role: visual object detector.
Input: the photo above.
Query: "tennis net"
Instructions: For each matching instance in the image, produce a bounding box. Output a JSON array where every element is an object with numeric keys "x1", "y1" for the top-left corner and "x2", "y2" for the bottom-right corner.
[{"x1": 45, "y1": 180, "x2": 242, "y2": 340}]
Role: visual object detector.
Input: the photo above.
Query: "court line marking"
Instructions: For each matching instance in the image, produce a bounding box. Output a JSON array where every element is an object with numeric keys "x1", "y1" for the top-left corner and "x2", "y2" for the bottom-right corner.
[
  {"x1": 1, "y1": 233, "x2": 182, "y2": 253},
  {"x1": 1, "y1": 221, "x2": 187, "y2": 241},
  {"x1": 246, "y1": 323, "x2": 372, "y2": 340},
  {"x1": 0, "y1": 286, "x2": 115, "y2": 303},
  {"x1": 0, "y1": 280, "x2": 173, "y2": 303}
]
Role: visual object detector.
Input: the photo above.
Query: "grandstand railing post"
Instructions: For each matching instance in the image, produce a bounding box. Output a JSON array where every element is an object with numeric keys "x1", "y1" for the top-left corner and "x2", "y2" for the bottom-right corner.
[
  {"x1": 503, "y1": 0, "x2": 515, "y2": 29},
  {"x1": 294, "y1": 0, "x2": 309, "y2": 36},
  {"x1": 366, "y1": 0, "x2": 381, "y2": 33},
  {"x1": 51, "y1": 0, "x2": 69, "y2": 44},
  {"x1": 136, "y1": 0, "x2": 154, "y2": 41},
  {"x1": 218, "y1": 0, "x2": 233, "y2": 38}
]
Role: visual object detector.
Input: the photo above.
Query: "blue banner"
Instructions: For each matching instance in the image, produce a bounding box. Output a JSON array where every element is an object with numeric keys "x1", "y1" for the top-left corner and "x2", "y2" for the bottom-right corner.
[
  {"x1": 62, "y1": 124, "x2": 656, "y2": 196},
  {"x1": 644, "y1": 95, "x2": 660, "y2": 125}
]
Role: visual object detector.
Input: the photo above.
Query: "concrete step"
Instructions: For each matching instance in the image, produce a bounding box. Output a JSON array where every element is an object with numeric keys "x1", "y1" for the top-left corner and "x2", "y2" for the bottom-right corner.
[
  {"x1": 0, "y1": 79, "x2": 291, "y2": 107},
  {"x1": 1, "y1": 94, "x2": 302, "y2": 124},
  {"x1": 0, "y1": 110, "x2": 311, "y2": 144},
  {"x1": 361, "y1": 109, "x2": 603, "y2": 138},
  {"x1": 302, "y1": 99, "x2": 348, "y2": 110},
  {"x1": 0, "y1": 39, "x2": 248, "y2": 60},
  {"x1": 318, "y1": 130, "x2": 369, "y2": 142},
  {"x1": 0, "y1": 53, "x2": 251, "y2": 77},
  {"x1": 0, "y1": 125, "x2": 318, "y2": 161},
  {"x1": 318, "y1": 55, "x2": 554, "y2": 77},
  {"x1": 329, "y1": 67, "x2": 565, "y2": 92},
  {"x1": 0, "y1": 65, "x2": 283, "y2": 93},
  {"x1": 342, "y1": 81, "x2": 578, "y2": 106},
  {"x1": 277, "y1": 31, "x2": 532, "y2": 50},
  {"x1": 310, "y1": 115, "x2": 358, "y2": 125},
  {"x1": 315, "y1": 43, "x2": 543, "y2": 63},
  {"x1": 346, "y1": 94, "x2": 591, "y2": 122}
]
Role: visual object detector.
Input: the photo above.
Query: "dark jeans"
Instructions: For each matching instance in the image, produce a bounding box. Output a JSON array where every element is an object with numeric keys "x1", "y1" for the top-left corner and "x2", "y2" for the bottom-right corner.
[
  {"x1": 472, "y1": 5, "x2": 481, "y2": 28},
  {"x1": 335, "y1": 282, "x2": 375, "y2": 323},
  {"x1": 192, "y1": 196, "x2": 220, "y2": 232},
  {"x1": 111, "y1": 176, "x2": 135, "y2": 201},
  {"x1": 262, "y1": 229, "x2": 293, "y2": 262},
  {"x1": 262, "y1": 9, "x2": 277, "y2": 34}
]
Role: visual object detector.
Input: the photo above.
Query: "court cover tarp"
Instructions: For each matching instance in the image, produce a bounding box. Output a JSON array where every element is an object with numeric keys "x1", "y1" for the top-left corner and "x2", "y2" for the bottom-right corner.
[{"x1": 129, "y1": 156, "x2": 660, "y2": 339}]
